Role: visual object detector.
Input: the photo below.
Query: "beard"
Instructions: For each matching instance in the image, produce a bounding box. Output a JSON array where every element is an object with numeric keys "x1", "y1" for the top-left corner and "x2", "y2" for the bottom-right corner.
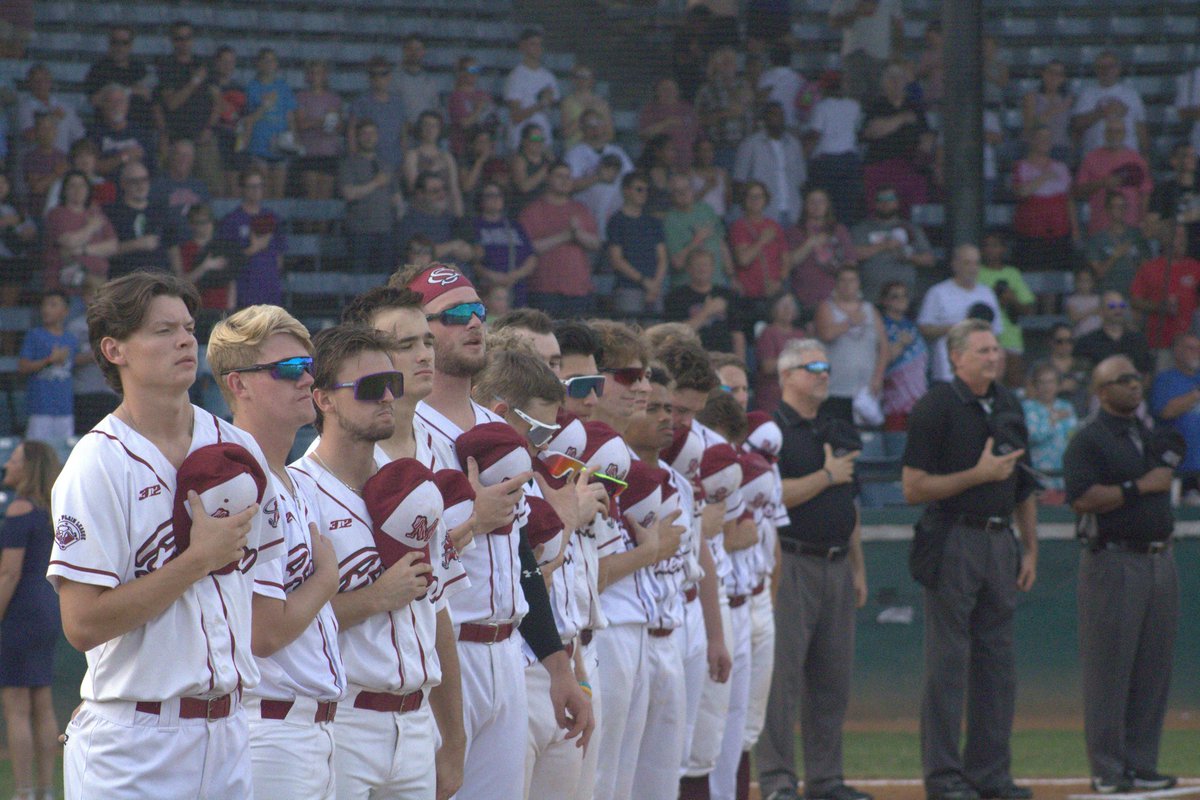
[
  {"x1": 436, "y1": 340, "x2": 487, "y2": 378},
  {"x1": 339, "y1": 413, "x2": 394, "y2": 444}
]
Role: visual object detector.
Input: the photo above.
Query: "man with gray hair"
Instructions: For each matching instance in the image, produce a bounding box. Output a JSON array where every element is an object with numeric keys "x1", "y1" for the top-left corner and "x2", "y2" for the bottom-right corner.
[
  {"x1": 902, "y1": 318, "x2": 1038, "y2": 800},
  {"x1": 757, "y1": 338, "x2": 871, "y2": 800},
  {"x1": 917, "y1": 244, "x2": 1002, "y2": 384}
]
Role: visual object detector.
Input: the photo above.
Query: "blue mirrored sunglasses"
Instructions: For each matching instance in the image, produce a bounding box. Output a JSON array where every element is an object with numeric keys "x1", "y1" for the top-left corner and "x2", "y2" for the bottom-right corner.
[
  {"x1": 222, "y1": 356, "x2": 313, "y2": 381},
  {"x1": 426, "y1": 302, "x2": 486, "y2": 326}
]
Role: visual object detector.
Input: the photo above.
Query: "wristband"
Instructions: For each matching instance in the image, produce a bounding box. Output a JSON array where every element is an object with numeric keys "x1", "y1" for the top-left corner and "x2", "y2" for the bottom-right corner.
[
  {"x1": 578, "y1": 681, "x2": 592, "y2": 697},
  {"x1": 1120, "y1": 480, "x2": 1140, "y2": 503},
  {"x1": 822, "y1": 468, "x2": 834, "y2": 485}
]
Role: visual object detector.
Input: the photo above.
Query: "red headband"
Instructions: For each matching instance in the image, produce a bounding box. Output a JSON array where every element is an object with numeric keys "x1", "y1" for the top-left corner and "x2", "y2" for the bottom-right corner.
[{"x1": 408, "y1": 263, "x2": 477, "y2": 305}]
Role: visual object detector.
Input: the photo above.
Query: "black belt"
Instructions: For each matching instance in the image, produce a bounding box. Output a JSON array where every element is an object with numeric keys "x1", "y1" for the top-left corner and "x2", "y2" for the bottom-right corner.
[
  {"x1": 779, "y1": 538, "x2": 848, "y2": 561},
  {"x1": 953, "y1": 514, "x2": 1012, "y2": 533},
  {"x1": 1090, "y1": 539, "x2": 1171, "y2": 555}
]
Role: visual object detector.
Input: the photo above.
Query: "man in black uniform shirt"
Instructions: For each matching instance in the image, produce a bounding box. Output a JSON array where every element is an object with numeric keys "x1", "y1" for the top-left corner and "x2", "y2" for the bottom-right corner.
[
  {"x1": 1062, "y1": 355, "x2": 1181, "y2": 795},
  {"x1": 757, "y1": 338, "x2": 871, "y2": 800},
  {"x1": 901, "y1": 319, "x2": 1038, "y2": 800}
]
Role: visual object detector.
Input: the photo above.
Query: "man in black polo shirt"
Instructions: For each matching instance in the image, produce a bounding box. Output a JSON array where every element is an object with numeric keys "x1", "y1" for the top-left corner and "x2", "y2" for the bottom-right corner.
[
  {"x1": 1062, "y1": 355, "x2": 1181, "y2": 795},
  {"x1": 901, "y1": 318, "x2": 1038, "y2": 800},
  {"x1": 756, "y1": 338, "x2": 869, "y2": 800}
]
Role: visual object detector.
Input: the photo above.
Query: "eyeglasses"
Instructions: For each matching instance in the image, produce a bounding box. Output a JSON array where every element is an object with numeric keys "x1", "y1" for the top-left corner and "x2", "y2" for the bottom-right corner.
[
  {"x1": 222, "y1": 356, "x2": 313, "y2": 381},
  {"x1": 788, "y1": 360, "x2": 831, "y2": 375},
  {"x1": 1106, "y1": 301, "x2": 1128, "y2": 310},
  {"x1": 426, "y1": 301, "x2": 486, "y2": 326},
  {"x1": 329, "y1": 370, "x2": 404, "y2": 401},
  {"x1": 562, "y1": 374, "x2": 605, "y2": 399},
  {"x1": 540, "y1": 451, "x2": 628, "y2": 498},
  {"x1": 601, "y1": 366, "x2": 650, "y2": 386},
  {"x1": 1100, "y1": 372, "x2": 1142, "y2": 389},
  {"x1": 511, "y1": 407, "x2": 561, "y2": 448}
]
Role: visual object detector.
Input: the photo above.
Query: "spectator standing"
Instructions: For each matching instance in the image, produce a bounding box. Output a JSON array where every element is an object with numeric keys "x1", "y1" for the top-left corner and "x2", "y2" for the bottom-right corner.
[
  {"x1": 787, "y1": 187, "x2": 858, "y2": 311},
  {"x1": 347, "y1": 56, "x2": 407, "y2": 170},
  {"x1": 42, "y1": 171, "x2": 117, "y2": 293},
  {"x1": 395, "y1": 34, "x2": 441, "y2": 123},
  {"x1": 17, "y1": 63, "x2": 84, "y2": 154},
  {"x1": 474, "y1": 180, "x2": 537, "y2": 306},
  {"x1": 42, "y1": 139, "x2": 114, "y2": 216},
  {"x1": 107, "y1": 162, "x2": 174, "y2": 280},
  {"x1": 88, "y1": 85, "x2": 155, "y2": 180},
  {"x1": 243, "y1": 48, "x2": 297, "y2": 199},
  {"x1": 18, "y1": 291, "x2": 77, "y2": 441},
  {"x1": 754, "y1": 293, "x2": 808, "y2": 413},
  {"x1": 217, "y1": 166, "x2": 287, "y2": 307},
  {"x1": 913, "y1": 23, "x2": 945, "y2": 111},
  {"x1": 448, "y1": 57, "x2": 495, "y2": 157},
  {"x1": 1174, "y1": 63, "x2": 1200, "y2": 163},
  {"x1": 917, "y1": 244, "x2": 1003, "y2": 383},
  {"x1": 733, "y1": 102, "x2": 806, "y2": 227},
  {"x1": 154, "y1": 21, "x2": 221, "y2": 193},
  {"x1": 606, "y1": 171, "x2": 669, "y2": 316},
  {"x1": 404, "y1": 111, "x2": 464, "y2": 217},
  {"x1": 82, "y1": 26, "x2": 153, "y2": 128},
  {"x1": 1066, "y1": 268, "x2": 1102, "y2": 338},
  {"x1": 519, "y1": 161, "x2": 600, "y2": 316},
  {"x1": 66, "y1": 277, "x2": 118, "y2": 433},
  {"x1": 395, "y1": 173, "x2": 479, "y2": 273},
  {"x1": 1020, "y1": 60, "x2": 1074, "y2": 161},
  {"x1": 1072, "y1": 51, "x2": 1148, "y2": 157},
  {"x1": 510, "y1": 123, "x2": 552, "y2": 213},
  {"x1": 338, "y1": 119, "x2": 402, "y2": 274},
  {"x1": 757, "y1": 44, "x2": 807, "y2": 131},
  {"x1": 861, "y1": 64, "x2": 931, "y2": 217},
  {"x1": 210, "y1": 46, "x2": 247, "y2": 195},
  {"x1": 664, "y1": 248, "x2": 745, "y2": 360},
  {"x1": 1150, "y1": 333, "x2": 1200, "y2": 503},
  {"x1": 504, "y1": 28, "x2": 560, "y2": 151},
  {"x1": 566, "y1": 109, "x2": 634, "y2": 229},
  {"x1": 1046, "y1": 323, "x2": 1092, "y2": 417},
  {"x1": 1084, "y1": 192, "x2": 1152, "y2": 296},
  {"x1": 804, "y1": 70, "x2": 865, "y2": 225},
  {"x1": 695, "y1": 47, "x2": 755, "y2": 170},
  {"x1": 634, "y1": 135, "x2": 674, "y2": 217},
  {"x1": 879, "y1": 281, "x2": 928, "y2": 431},
  {"x1": 851, "y1": 186, "x2": 935, "y2": 302},
  {"x1": 814, "y1": 266, "x2": 886, "y2": 424},
  {"x1": 1074, "y1": 291, "x2": 1153, "y2": 375},
  {"x1": 1012, "y1": 125, "x2": 1079, "y2": 274},
  {"x1": 150, "y1": 138, "x2": 209, "y2": 234},
  {"x1": 0, "y1": 175, "x2": 36, "y2": 301},
  {"x1": 729, "y1": 180, "x2": 788, "y2": 302},
  {"x1": 1147, "y1": 142, "x2": 1200, "y2": 260},
  {"x1": 671, "y1": 6, "x2": 716, "y2": 102},
  {"x1": 1074, "y1": 119, "x2": 1152, "y2": 236},
  {"x1": 1129, "y1": 226, "x2": 1200, "y2": 356},
  {"x1": 978, "y1": 231, "x2": 1036, "y2": 387},
  {"x1": 828, "y1": 0, "x2": 902, "y2": 103},
  {"x1": 459, "y1": 127, "x2": 508, "y2": 204},
  {"x1": 1021, "y1": 362, "x2": 1077, "y2": 498},
  {"x1": 688, "y1": 137, "x2": 731, "y2": 219},
  {"x1": 664, "y1": 172, "x2": 733, "y2": 288},
  {"x1": 293, "y1": 60, "x2": 344, "y2": 202},
  {"x1": 173, "y1": 203, "x2": 238, "y2": 330},
  {"x1": 561, "y1": 65, "x2": 613, "y2": 152},
  {"x1": 639, "y1": 77, "x2": 699, "y2": 172},
  {"x1": 982, "y1": 36, "x2": 1010, "y2": 112},
  {"x1": 0, "y1": 441, "x2": 62, "y2": 800},
  {"x1": 20, "y1": 113, "x2": 67, "y2": 216}
]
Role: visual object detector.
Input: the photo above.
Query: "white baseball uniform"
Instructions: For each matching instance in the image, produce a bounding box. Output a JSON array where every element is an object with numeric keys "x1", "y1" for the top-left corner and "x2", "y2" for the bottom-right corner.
[
  {"x1": 569, "y1": 511, "x2": 610, "y2": 800},
  {"x1": 743, "y1": 460, "x2": 786, "y2": 753},
  {"x1": 290, "y1": 436, "x2": 467, "y2": 800},
  {"x1": 247, "y1": 471, "x2": 346, "y2": 800},
  {"x1": 49, "y1": 409, "x2": 285, "y2": 800}
]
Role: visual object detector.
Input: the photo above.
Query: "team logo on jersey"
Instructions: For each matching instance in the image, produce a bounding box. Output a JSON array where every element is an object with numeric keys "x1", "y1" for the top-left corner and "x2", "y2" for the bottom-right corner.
[
  {"x1": 339, "y1": 548, "x2": 383, "y2": 592},
  {"x1": 329, "y1": 518, "x2": 352, "y2": 530},
  {"x1": 54, "y1": 515, "x2": 86, "y2": 549},
  {"x1": 263, "y1": 497, "x2": 281, "y2": 528},
  {"x1": 138, "y1": 485, "x2": 162, "y2": 500},
  {"x1": 135, "y1": 522, "x2": 178, "y2": 577},
  {"x1": 425, "y1": 267, "x2": 461, "y2": 286},
  {"x1": 284, "y1": 541, "x2": 314, "y2": 592},
  {"x1": 408, "y1": 515, "x2": 434, "y2": 545}
]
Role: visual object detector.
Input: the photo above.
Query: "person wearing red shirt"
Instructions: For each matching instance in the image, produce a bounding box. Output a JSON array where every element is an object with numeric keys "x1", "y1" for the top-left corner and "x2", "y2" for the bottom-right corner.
[
  {"x1": 1130, "y1": 226, "x2": 1200, "y2": 353},
  {"x1": 518, "y1": 160, "x2": 601, "y2": 317},
  {"x1": 1074, "y1": 118, "x2": 1153, "y2": 235},
  {"x1": 729, "y1": 180, "x2": 787, "y2": 299}
]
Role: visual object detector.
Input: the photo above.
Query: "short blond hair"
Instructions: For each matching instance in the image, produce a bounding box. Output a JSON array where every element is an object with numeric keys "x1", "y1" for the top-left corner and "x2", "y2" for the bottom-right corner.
[{"x1": 207, "y1": 305, "x2": 313, "y2": 410}]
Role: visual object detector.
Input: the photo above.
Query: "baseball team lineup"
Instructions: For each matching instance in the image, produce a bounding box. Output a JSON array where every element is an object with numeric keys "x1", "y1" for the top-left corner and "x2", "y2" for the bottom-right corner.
[{"x1": 41, "y1": 263, "x2": 1183, "y2": 800}]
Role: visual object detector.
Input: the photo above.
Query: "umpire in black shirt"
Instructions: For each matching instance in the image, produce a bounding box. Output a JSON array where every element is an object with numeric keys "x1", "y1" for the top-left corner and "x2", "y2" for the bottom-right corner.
[
  {"x1": 757, "y1": 338, "x2": 871, "y2": 800},
  {"x1": 901, "y1": 319, "x2": 1038, "y2": 800},
  {"x1": 1062, "y1": 355, "x2": 1181, "y2": 795}
]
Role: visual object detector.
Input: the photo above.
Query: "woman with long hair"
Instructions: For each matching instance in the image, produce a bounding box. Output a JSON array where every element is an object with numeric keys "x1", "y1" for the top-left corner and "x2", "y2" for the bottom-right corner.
[
  {"x1": 786, "y1": 187, "x2": 858, "y2": 311},
  {"x1": 43, "y1": 169, "x2": 117, "y2": 294},
  {"x1": 0, "y1": 440, "x2": 63, "y2": 800},
  {"x1": 403, "y1": 110, "x2": 464, "y2": 217},
  {"x1": 1020, "y1": 59, "x2": 1073, "y2": 161}
]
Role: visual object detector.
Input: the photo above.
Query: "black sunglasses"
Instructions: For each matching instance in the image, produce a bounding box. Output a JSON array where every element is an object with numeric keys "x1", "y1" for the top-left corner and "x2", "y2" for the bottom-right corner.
[
  {"x1": 512, "y1": 407, "x2": 561, "y2": 448},
  {"x1": 330, "y1": 371, "x2": 404, "y2": 401},
  {"x1": 562, "y1": 375, "x2": 605, "y2": 399},
  {"x1": 601, "y1": 367, "x2": 650, "y2": 386},
  {"x1": 426, "y1": 301, "x2": 486, "y2": 326},
  {"x1": 222, "y1": 356, "x2": 313, "y2": 381}
]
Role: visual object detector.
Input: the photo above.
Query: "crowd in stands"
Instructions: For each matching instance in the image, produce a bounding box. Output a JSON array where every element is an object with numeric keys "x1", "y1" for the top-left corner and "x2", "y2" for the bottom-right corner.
[{"x1": 6, "y1": 3, "x2": 1200, "y2": 504}]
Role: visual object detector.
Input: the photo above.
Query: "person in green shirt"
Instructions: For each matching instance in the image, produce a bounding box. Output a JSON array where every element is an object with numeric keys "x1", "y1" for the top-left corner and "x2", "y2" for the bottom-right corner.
[
  {"x1": 978, "y1": 230, "x2": 1036, "y2": 386},
  {"x1": 662, "y1": 172, "x2": 734, "y2": 288}
]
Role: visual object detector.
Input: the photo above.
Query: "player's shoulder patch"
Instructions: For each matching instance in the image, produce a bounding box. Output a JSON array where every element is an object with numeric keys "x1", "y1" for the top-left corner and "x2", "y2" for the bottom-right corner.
[{"x1": 54, "y1": 514, "x2": 86, "y2": 549}]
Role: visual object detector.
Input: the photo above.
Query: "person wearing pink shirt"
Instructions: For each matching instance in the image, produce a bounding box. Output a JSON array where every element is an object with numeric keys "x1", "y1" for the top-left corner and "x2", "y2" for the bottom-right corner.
[
  {"x1": 786, "y1": 188, "x2": 858, "y2": 311},
  {"x1": 1013, "y1": 125, "x2": 1080, "y2": 272},
  {"x1": 1074, "y1": 119, "x2": 1152, "y2": 235}
]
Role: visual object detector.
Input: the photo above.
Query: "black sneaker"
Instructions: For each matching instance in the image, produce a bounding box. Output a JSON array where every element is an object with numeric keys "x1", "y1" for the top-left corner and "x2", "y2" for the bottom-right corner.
[
  {"x1": 766, "y1": 790, "x2": 803, "y2": 800},
  {"x1": 1090, "y1": 775, "x2": 1133, "y2": 794},
  {"x1": 1126, "y1": 769, "x2": 1177, "y2": 790},
  {"x1": 978, "y1": 784, "x2": 1033, "y2": 799},
  {"x1": 806, "y1": 785, "x2": 873, "y2": 800},
  {"x1": 927, "y1": 789, "x2": 981, "y2": 800}
]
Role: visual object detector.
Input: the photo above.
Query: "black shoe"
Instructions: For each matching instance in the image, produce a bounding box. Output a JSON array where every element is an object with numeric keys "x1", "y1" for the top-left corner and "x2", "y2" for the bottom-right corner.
[
  {"x1": 806, "y1": 785, "x2": 873, "y2": 800},
  {"x1": 766, "y1": 790, "x2": 803, "y2": 800},
  {"x1": 1090, "y1": 775, "x2": 1133, "y2": 794},
  {"x1": 927, "y1": 789, "x2": 981, "y2": 800},
  {"x1": 1126, "y1": 769, "x2": 1177, "y2": 790},
  {"x1": 977, "y1": 784, "x2": 1033, "y2": 799}
]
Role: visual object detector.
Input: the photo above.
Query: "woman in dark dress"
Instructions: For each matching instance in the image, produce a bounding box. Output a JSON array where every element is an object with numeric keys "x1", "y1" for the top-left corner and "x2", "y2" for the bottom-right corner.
[{"x1": 0, "y1": 440, "x2": 62, "y2": 800}]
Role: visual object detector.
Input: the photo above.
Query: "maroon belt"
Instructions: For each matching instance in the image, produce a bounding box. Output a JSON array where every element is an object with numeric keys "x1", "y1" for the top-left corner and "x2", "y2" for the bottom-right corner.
[
  {"x1": 648, "y1": 627, "x2": 674, "y2": 638},
  {"x1": 580, "y1": 629, "x2": 594, "y2": 647},
  {"x1": 684, "y1": 586, "x2": 698, "y2": 603},
  {"x1": 458, "y1": 622, "x2": 515, "y2": 644},
  {"x1": 259, "y1": 699, "x2": 338, "y2": 724},
  {"x1": 136, "y1": 693, "x2": 235, "y2": 721},
  {"x1": 751, "y1": 580, "x2": 766, "y2": 596},
  {"x1": 728, "y1": 594, "x2": 749, "y2": 609},
  {"x1": 353, "y1": 690, "x2": 423, "y2": 714}
]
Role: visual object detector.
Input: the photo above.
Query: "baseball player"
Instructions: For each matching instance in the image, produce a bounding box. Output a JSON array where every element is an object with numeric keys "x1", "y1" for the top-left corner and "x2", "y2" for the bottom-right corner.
[
  {"x1": 206, "y1": 305, "x2": 345, "y2": 800},
  {"x1": 50, "y1": 272, "x2": 284, "y2": 799},
  {"x1": 290, "y1": 324, "x2": 466, "y2": 800},
  {"x1": 394, "y1": 262, "x2": 591, "y2": 800}
]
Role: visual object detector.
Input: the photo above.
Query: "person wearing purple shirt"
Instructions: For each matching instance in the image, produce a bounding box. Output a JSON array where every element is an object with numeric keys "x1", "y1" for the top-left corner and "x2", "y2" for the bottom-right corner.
[
  {"x1": 474, "y1": 180, "x2": 537, "y2": 307},
  {"x1": 217, "y1": 166, "x2": 286, "y2": 307}
]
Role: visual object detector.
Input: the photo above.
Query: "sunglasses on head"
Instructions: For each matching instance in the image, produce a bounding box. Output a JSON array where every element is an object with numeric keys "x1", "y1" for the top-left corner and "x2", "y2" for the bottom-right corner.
[
  {"x1": 223, "y1": 356, "x2": 313, "y2": 381},
  {"x1": 792, "y1": 360, "x2": 831, "y2": 375},
  {"x1": 329, "y1": 370, "x2": 404, "y2": 401},
  {"x1": 511, "y1": 406, "x2": 561, "y2": 448},
  {"x1": 602, "y1": 366, "x2": 650, "y2": 387},
  {"x1": 1101, "y1": 372, "x2": 1142, "y2": 389},
  {"x1": 562, "y1": 375, "x2": 605, "y2": 399},
  {"x1": 426, "y1": 301, "x2": 486, "y2": 326},
  {"x1": 540, "y1": 451, "x2": 628, "y2": 497}
]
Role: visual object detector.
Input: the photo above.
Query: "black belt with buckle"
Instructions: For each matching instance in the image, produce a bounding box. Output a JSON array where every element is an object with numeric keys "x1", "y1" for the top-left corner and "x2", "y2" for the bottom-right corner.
[
  {"x1": 954, "y1": 514, "x2": 1012, "y2": 533},
  {"x1": 1092, "y1": 539, "x2": 1171, "y2": 555},
  {"x1": 779, "y1": 538, "x2": 848, "y2": 561}
]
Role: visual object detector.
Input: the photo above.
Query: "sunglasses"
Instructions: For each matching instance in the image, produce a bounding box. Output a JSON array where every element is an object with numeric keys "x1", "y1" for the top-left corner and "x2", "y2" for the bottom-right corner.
[
  {"x1": 329, "y1": 370, "x2": 404, "y2": 401},
  {"x1": 601, "y1": 366, "x2": 650, "y2": 386},
  {"x1": 562, "y1": 374, "x2": 605, "y2": 399},
  {"x1": 223, "y1": 356, "x2": 313, "y2": 381},
  {"x1": 511, "y1": 407, "x2": 561, "y2": 448},
  {"x1": 540, "y1": 451, "x2": 628, "y2": 497},
  {"x1": 527, "y1": 134, "x2": 545, "y2": 143},
  {"x1": 466, "y1": 64, "x2": 482, "y2": 74},
  {"x1": 1106, "y1": 301, "x2": 1128, "y2": 310},
  {"x1": 426, "y1": 301, "x2": 486, "y2": 326},
  {"x1": 790, "y1": 360, "x2": 831, "y2": 375},
  {"x1": 1100, "y1": 372, "x2": 1142, "y2": 389}
]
